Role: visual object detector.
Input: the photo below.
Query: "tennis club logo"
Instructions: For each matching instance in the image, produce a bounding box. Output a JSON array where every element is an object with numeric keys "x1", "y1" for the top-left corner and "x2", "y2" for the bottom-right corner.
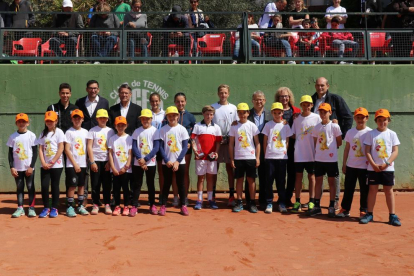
[{"x1": 110, "y1": 80, "x2": 169, "y2": 109}]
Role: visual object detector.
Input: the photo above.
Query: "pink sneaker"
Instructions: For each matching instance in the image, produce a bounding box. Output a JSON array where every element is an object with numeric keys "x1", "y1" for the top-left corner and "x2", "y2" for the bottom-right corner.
[
  {"x1": 158, "y1": 205, "x2": 166, "y2": 216},
  {"x1": 180, "y1": 205, "x2": 189, "y2": 216},
  {"x1": 150, "y1": 205, "x2": 158, "y2": 215},
  {"x1": 122, "y1": 207, "x2": 130, "y2": 216},
  {"x1": 105, "y1": 204, "x2": 112, "y2": 215},
  {"x1": 129, "y1": 206, "x2": 138, "y2": 217},
  {"x1": 112, "y1": 206, "x2": 121, "y2": 216}
]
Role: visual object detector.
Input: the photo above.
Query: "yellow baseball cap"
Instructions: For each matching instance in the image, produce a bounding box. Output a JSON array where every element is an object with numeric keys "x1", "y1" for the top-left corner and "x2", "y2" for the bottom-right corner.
[
  {"x1": 115, "y1": 116, "x2": 127, "y2": 125},
  {"x1": 375, "y1": 108, "x2": 390, "y2": 119},
  {"x1": 96, "y1": 109, "x2": 109, "y2": 118},
  {"x1": 237, "y1": 103, "x2": 249, "y2": 111},
  {"x1": 165, "y1": 106, "x2": 179, "y2": 115},
  {"x1": 44, "y1": 111, "x2": 58, "y2": 122},
  {"x1": 139, "y1": 109, "x2": 153, "y2": 118},
  {"x1": 300, "y1": 95, "x2": 313, "y2": 104},
  {"x1": 71, "y1": 109, "x2": 84, "y2": 118},
  {"x1": 271, "y1": 102, "x2": 283, "y2": 111},
  {"x1": 354, "y1": 107, "x2": 369, "y2": 117},
  {"x1": 15, "y1": 113, "x2": 29, "y2": 122}
]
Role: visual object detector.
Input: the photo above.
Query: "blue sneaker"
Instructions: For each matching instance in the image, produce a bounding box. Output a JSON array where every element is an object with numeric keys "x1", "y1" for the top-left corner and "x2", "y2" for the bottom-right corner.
[
  {"x1": 232, "y1": 200, "x2": 243, "y2": 213},
  {"x1": 49, "y1": 208, "x2": 58, "y2": 218},
  {"x1": 194, "y1": 200, "x2": 203, "y2": 210},
  {"x1": 389, "y1": 214, "x2": 401, "y2": 226},
  {"x1": 359, "y1": 213, "x2": 373, "y2": 224},
  {"x1": 209, "y1": 200, "x2": 218, "y2": 209},
  {"x1": 39, "y1": 208, "x2": 50, "y2": 218}
]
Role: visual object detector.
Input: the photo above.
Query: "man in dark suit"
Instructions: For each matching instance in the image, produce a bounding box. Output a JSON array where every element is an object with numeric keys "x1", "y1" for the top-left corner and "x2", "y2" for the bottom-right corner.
[
  {"x1": 75, "y1": 80, "x2": 110, "y2": 131},
  {"x1": 109, "y1": 83, "x2": 142, "y2": 135},
  {"x1": 245, "y1": 91, "x2": 272, "y2": 209}
]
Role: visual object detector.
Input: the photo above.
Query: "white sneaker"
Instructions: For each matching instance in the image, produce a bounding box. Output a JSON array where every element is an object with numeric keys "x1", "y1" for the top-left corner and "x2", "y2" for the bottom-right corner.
[
  {"x1": 172, "y1": 196, "x2": 179, "y2": 207},
  {"x1": 287, "y1": 61, "x2": 296, "y2": 64},
  {"x1": 334, "y1": 200, "x2": 340, "y2": 211},
  {"x1": 94, "y1": 61, "x2": 100, "y2": 64},
  {"x1": 232, "y1": 61, "x2": 237, "y2": 64},
  {"x1": 339, "y1": 61, "x2": 347, "y2": 64},
  {"x1": 252, "y1": 61, "x2": 256, "y2": 64}
]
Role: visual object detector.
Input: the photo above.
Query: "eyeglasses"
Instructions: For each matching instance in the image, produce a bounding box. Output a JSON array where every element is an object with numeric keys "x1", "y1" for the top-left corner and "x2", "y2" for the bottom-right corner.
[{"x1": 279, "y1": 95, "x2": 289, "y2": 98}]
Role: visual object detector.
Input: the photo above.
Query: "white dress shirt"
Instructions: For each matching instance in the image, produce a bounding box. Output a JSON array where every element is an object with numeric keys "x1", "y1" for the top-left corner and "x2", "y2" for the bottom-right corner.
[
  {"x1": 85, "y1": 95, "x2": 100, "y2": 117},
  {"x1": 120, "y1": 101, "x2": 131, "y2": 118}
]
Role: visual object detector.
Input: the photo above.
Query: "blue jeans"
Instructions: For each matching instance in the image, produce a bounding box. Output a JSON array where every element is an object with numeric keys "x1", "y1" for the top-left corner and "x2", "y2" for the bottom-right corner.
[
  {"x1": 91, "y1": 34, "x2": 117, "y2": 58},
  {"x1": 332, "y1": 39, "x2": 359, "y2": 58},
  {"x1": 265, "y1": 37, "x2": 292, "y2": 57},
  {"x1": 128, "y1": 38, "x2": 148, "y2": 61},
  {"x1": 233, "y1": 39, "x2": 260, "y2": 59}
]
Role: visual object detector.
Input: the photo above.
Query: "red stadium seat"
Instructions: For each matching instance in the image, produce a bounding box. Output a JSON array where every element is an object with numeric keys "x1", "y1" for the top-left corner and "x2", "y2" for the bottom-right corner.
[
  {"x1": 12, "y1": 38, "x2": 42, "y2": 64},
  {"x1": 197, "y1": 34, "x2": 225, "y2": 64},
  {"x1": 168, "y1": 35, "x2": 194, "y2": 64}
]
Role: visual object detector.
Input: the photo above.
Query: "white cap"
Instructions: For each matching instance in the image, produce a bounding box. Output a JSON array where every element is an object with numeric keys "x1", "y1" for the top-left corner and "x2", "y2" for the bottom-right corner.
[{"x1": 62, "y1": 0, "x2": 73, "y2": 8}]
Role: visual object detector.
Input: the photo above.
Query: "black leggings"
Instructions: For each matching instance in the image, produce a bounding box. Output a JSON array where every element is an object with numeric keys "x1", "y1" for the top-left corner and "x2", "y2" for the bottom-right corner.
[
  {"x1": 161, "y1": 164, "x2": 185, "y2": 206},
  {"x1": 132, "y1": 165, "x2": 156, "y2": 207},
  {"x1": 41, "y1": 168, "x2": 63, "y2": 209},
  {"x1": 91, "y1": 161, "x2": 112, "y2": 205},
  {"x1": 15, "y1": 171, "x2": 36, "y2": 207},
  {"x1": 341, "y1": 166, "x2": 369, "y2": 211},
  {"x1": 113, "y1": 173, "x2": 130, "y2": 206}
]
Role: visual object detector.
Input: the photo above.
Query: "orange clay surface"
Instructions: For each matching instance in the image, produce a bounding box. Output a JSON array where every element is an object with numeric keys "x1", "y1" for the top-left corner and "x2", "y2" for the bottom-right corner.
[{"x1": 0, "y1": 192, "x2": 413, "y2": 276}]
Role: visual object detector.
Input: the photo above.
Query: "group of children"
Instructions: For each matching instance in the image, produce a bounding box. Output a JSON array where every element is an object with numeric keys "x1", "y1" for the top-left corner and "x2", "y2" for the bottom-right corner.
[{"x1": 7, "y1": 87, "x2": 401, "y2": 226}]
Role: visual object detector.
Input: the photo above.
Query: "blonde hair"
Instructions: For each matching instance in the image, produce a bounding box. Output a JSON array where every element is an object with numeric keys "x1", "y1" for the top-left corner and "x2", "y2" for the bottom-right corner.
[
  {"x1": 291, "y1": 0, "x2": 306, "y2": 11},
  {"x1": 275, "y1": 87, "x2": 295, "y2": 107},
  {"x1": 202, "y1": 105, "x2": 215, "y2": 114},
  {"x1": 96, "y1": 2, "x2": 111, "y2": 13},
  {"x1": 217, "y1": 84, "x2": 230, "y2": 93}
]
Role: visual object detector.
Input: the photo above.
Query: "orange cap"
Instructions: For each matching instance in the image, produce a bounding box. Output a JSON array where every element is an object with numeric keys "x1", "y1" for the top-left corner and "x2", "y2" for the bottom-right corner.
[
  {"x1": 354, "y1": 107, "x2": 369, "y2": 117},
  {"x1": 15, "y1": 113, "x2": 29, "y2": 122},
  {"x1": 114, "y1": 116, "x2": 127, "y2": 125},
  {"x1": 318, "y1": 103, "x2": 331, "y2": 112},
  {"x1": 71, "y1": 109, "x2": 84, "y2": 118},
  {"x1": 375, "y1": 108, "x2": 390, "y2": 119},
  {"x1": 44, "y1": 111, "x2": 58, "y2": 122}
]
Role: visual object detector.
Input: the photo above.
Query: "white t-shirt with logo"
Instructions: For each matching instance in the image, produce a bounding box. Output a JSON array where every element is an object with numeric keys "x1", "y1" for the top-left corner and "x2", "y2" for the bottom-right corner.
[
  {"x1": 363, "y1": 129, "x2": 400, "y2": 172},
  {"x1": 258, "y1": 2, "x2": 278, "y2": 28},
  {"x1": 37, "y1": 128, "x2": 66, "y2": 169},
  {"x1": 6, "y1": 130, "x2": 38, "y2": 171},
  {"x1": 87, "y1": 126, "x2": 115, "y2": 162},
  {"x1": 229, "y1": 121, "x2": 260, "y2": 160},
  {"x1": 344, "y1": 127, "x2": 372, "y2": 169},
  {"x1": 65, "y1": 127, "x2": 89, "y2": 168},
  {"x1": 211, "y1": 102, "x2": 238, "y2": 137},
  {"x1": 312, "y1": 122, "x2": 342, "y2": 162},
  {"x1": 152, "y1": 109, "x2": 165, "y2": 130},
  {"x1": 261, "y1": 121, "x2": 292, "y2": 160},
  {"x1": 108, "y1": 134, "x2": 133, "y2": 173},
  {"x1": 325, "y1": 6, "x2": 347, "y2": 29},
  {"x1": 159, "y1": 124, "x2": 189, "y2": 165},
  {"x1": 292, "y1": 113, "x2": 321, "y2": 162},
  {"x1": 132, "y1": 126, "x2": 159, "y2": 166}
]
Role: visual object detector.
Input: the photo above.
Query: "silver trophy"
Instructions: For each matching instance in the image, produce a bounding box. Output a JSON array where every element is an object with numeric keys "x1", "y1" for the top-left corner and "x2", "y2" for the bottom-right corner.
[{"x1": 192, "y1": 136, "x2": 204, "y2": 158}]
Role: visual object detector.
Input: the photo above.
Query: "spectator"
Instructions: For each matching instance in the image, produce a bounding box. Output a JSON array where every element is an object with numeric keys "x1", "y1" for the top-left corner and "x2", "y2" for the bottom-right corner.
[
  {"x1": 113, "y1": 0, "x2": 131, "y2": 25},
  {"x1": 49, "y1": 0, "x2": 84, "y2": 61},
  {"x1": 187, "y1": 0, "x2": 207, "y2": 54},
  {"x1": 87, "y1": 0, "x2": 105, "y2": 25},
  {"x1": 310, "y1": 17, "x2": 321, "y2": 41},
  {"x1": 320, "y1": 17, "x2": 359, "y2": 64},
  {"x1": 8, "y1": 0, "x2": 35, "y2": 40},
  {"x1": 390, "y1": 0, "x2": 414, "y2": 59},
  {"x1": 263, "y1": 14, "x2": 295, "y2": 64},
  {"x1": 232, "y1": 12, "x2": 260, "y2": 64},
  {"x1": 258, "y1": 0, "x2": 287, "y2": 29},
  {"x1": 311, "y1": 77, "x2": 353, "y2": 210},
  {"x1": 124, "y1": 0, "x2": 148, "y2": 64},
  {"x1": 325, "y1": 0, "x2": 347, "y2": 29},
  {"x1": 89, "y1": 2, "x2": 120, "y2": 64},
  {"x1": 361, "y1": 0, "x2": 383, "y2": 28},
  {"x1": 162, "y1": 5, "x2": 192, "y2": 63},
  {"x1": 204, "y1": 15, "x2": 215, "y2": 28},
  {"x1": 297, "y1": 19, "x2": 318, "y2": 61},
  {"x1": 0, "y1": 0, "x2": 8, "y2": 29},
  {"x1": 289, "y1": 0, "x2": 309, "y2": 29}
]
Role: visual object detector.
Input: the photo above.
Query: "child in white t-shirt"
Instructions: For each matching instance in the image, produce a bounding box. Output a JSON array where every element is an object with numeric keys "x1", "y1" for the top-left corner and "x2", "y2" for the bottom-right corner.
[
  {"x1": 262, "y1": 102, "x2": 292, "y2": 214},
  {"x1": 336, "y1": 107, "x2": 371, "y2": 219},
  {"x1": 131, "y1": 109, "x2": 160, "y2": 216},
  {"x1": 108, "y1": 116, "x2": 133, "y2": 217},
  {"x1": 158, "y1": 106, "x2": 190, "y2": 216},
  {"x1": 229, "y1": 103, "x2": 260, "y2": 213},
  {"x1": 191, "y1": 105, "x2": 222, "y2": 210},
  {"x1": 308, "y1": 103, "x2": 342, "y2": 217},
  {"x1": 64, "y1": 109, "x2": 90, "y2": 217},
  {"x1": 291, "y1": 95, "x2": 321, "y2": 212},
  {"x1": 87, "y1": 109, "x2": 115, "y2": 215},
  {"x1": 361, "y1": 109, "x2": 401, "y2": 226},
  {"x1": 7, "y1": 113, "x2": 38, "y2": 218},
  {"x1": 37, "y1": 111, "x2": 65, "y2": 218}
]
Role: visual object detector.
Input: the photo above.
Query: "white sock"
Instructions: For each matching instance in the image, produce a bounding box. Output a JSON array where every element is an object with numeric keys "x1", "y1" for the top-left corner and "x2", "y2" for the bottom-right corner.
[
  {"x1": 197, "y1": 191, "x2": 203, "y2": 201},
  {"x1": 207, "y1": 191, "x2": 213, "y2": 201}
]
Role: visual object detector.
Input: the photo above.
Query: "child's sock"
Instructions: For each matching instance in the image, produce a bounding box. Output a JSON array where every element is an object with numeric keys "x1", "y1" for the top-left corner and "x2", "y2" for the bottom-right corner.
[
  {"x1": 296, "y1": 198, "x2": 301, "y2": 203},
  {"x1": 78, "y1": 195, "x2": 84, "y2": 207},
  {"x1": 314, "y1": 199, "x2": 320, "y2": 207},
  {"x1": 329, "y1": 200, "x2": 335, "y2": 208},
  {"x1": 197, "y1": 191, "x2": 203, "y2": 201},
  {"x1": 229, "y1": 188, "x2": 235, "y2": 198},
  {"x1": 212, "y1": 185, "x2": 216, "y2": 199},
  {"x1": 250, "y1": 199, "x2": 256, "y2": 206},
  {"x1": 368, "y1": 212, "x2": 373, "y2": 216},
  {"x1": 207, "y1": 191, "x2": 213, "y2": 201},
  {"x1": 309, "y1": 198, "x2": 315, "y2": 203},
  {"x1": 67, "y1": 197, "x2": 74, "y2": 207}
]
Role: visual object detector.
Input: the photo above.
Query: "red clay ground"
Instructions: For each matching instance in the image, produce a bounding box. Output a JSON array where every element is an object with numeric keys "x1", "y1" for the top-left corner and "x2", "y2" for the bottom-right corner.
[{"x1": 0, "y1": 192, "x2": 413, "y2": 276}]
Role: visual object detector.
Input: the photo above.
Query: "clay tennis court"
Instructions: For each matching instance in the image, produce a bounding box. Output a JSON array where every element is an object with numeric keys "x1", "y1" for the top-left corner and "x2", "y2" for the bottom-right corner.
[{"x1": 1, "y1": 192, "x2": 413, "y2": 275}]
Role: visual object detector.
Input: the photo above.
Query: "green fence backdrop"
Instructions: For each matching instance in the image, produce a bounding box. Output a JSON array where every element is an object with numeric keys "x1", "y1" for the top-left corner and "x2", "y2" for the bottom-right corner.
[{"x1": 0, "y1": 64, "x2": 413, "y2": 192}]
